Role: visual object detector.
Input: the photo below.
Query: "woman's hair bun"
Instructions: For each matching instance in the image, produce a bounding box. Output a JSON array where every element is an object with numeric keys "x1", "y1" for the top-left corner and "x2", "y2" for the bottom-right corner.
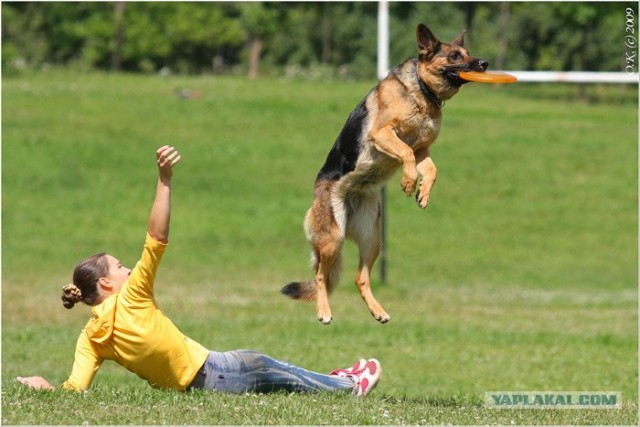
[{"x1": 61, "y1": 283, "x2": 83, "y2": 309}]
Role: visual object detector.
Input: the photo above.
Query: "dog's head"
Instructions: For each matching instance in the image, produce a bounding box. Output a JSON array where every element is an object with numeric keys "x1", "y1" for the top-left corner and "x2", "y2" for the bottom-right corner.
[{"x1": 416, "y1": 23, "x2": 488, "y2": 101}]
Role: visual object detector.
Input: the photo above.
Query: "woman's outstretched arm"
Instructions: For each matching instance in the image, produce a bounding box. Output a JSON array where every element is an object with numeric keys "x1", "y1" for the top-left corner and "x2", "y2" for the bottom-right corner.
[{"x1": 147, "y1": 146, "x2": 181, "y2": 243}]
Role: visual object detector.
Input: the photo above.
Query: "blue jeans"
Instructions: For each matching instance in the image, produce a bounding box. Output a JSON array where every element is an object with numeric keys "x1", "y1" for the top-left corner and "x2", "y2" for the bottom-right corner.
[{"x1": 194, "y1": 350, "x2": 354, "y2": 394}]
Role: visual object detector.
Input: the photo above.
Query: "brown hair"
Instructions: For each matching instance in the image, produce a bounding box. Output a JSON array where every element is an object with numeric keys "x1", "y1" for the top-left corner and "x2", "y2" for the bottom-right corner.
[{"x1": 61, "y1": 252, "x2": 108, "y2": 309}]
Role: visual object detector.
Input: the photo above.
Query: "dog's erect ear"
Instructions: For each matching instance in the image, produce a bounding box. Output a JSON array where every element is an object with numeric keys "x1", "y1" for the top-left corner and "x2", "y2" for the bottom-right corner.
[
  {"x1": 451, "y1": 30, "x2": 466, "y2": 47},
  {"x1": 416, "y1": 23, "x2": 440, "y2": 58}
]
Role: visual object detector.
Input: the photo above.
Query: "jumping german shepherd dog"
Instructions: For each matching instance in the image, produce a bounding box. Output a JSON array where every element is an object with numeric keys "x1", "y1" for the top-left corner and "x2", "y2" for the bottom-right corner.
[{"x1": 281, "y1": 24, "x2": 488, "y2": 324}]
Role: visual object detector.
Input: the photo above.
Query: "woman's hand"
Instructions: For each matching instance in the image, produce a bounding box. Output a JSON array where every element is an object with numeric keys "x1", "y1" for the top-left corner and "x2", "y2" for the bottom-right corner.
[
  {"x1": 148, "y1": 146, "x2": 181, "y2": 243},
  {"x1": 156, "y1": 145, "x2": 182, "y2": 180},
  {"x1": 16, "y1": 376, "x2": 55, "y2": 390}
]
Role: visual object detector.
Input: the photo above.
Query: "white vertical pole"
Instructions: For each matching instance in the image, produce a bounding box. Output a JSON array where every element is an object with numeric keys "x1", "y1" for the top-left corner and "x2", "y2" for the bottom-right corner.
[
  {"x1": 378, "y1": 1, "x2": 389, "y2": 283},
  {"x1": 377, "y1": 1, "x2": 389, "y2": 80}
]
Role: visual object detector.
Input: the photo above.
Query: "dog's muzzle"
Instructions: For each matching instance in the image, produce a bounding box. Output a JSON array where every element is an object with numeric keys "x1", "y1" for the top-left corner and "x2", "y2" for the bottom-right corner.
[{"x1": 445, "y1": 59, "x2": 489, "y2": 86}]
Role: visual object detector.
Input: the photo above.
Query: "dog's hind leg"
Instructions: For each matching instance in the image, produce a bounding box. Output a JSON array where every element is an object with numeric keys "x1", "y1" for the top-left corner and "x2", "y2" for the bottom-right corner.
[
  {"x1": 281, "y1": 207, "x2": 343, "y2": 321},
  {"x1": 347, "y1": 194, "x2": 390, "y2": 323},
  {"x1": 303, "y1": 182, "x2": 345, "y2": 324},
  {"x1": 313, "y1": 235, "x2": 343, "y2": 324},
  {"x1": 280, "y1": 238, "x2": 342, "y2": 324}
]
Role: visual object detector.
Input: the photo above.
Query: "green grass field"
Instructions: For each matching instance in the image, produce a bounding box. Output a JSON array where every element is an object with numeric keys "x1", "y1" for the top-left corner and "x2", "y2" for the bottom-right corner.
[{"x1": 2, "y1": 70, "x2": 638, "y2": 425}]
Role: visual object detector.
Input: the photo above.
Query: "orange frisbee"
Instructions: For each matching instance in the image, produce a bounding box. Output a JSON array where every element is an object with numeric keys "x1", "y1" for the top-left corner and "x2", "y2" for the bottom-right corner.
[{"x1": 458, "y1": 71, "x2": 517, "y2": 83}]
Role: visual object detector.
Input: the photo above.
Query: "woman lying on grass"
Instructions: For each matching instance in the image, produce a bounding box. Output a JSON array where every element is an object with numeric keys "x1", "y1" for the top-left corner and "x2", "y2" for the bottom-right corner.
[{"x1": 17, "y1": 145, "x2": 381, "y2": 396}]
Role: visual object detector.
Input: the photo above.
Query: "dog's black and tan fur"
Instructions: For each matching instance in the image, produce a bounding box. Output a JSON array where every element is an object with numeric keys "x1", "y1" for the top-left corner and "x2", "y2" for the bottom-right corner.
[{"x1": 282, "y1": 24, "x2": 488, "y2": 324}]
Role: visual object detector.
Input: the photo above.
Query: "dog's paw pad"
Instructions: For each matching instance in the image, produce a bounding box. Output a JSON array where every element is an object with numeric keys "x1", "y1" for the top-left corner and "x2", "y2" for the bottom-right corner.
[
  {"x1": 374, "y1": 313, "x2": 390, "y2": 324},
  {"x1": 416, "y1": 191, "x2": 431, "y2": 208},
  {"x1": 317, "y1": 312, "x2": 333, "y2": 324}
]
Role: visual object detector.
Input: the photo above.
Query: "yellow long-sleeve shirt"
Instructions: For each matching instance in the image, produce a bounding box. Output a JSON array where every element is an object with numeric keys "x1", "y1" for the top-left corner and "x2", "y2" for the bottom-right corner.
[{"x1": 63, "y1": 234, "x2": 209, "y2": 391}]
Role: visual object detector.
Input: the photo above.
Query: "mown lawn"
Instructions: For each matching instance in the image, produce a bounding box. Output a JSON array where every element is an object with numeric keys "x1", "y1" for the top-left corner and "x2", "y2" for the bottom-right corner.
[{"x1": 2, "y1": 70, "x2": 637, "y2": 425}]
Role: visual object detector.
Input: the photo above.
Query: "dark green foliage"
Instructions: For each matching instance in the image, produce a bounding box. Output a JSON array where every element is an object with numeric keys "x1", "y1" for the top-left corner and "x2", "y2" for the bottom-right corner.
[{"x1": 2, "y1": 2, "x2": 637, "y2": 76}]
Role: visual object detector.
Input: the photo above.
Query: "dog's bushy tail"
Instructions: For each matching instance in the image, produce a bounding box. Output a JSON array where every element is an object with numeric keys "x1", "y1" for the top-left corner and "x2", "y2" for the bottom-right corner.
[{"x1": 281, "y1": 281, "x2": 317, "y2": 302}]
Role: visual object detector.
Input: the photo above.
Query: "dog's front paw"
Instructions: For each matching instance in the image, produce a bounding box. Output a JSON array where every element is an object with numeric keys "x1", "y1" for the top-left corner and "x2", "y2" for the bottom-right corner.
[
  {"x1": 416, "y1": 188, "x2": 431, "y2": 209},
  {"x1": 400, "y1": 171, "x2": 418, "y2": 196}
]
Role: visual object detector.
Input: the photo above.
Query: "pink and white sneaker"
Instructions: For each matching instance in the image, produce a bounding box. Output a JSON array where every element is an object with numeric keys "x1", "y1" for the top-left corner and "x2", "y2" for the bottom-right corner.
[
  {"x1": 350, "y1": 358, "x2": 381, "y2": 396},
  {"x1": 329, "y1": 358, "x2": 367, "y2": 378}
]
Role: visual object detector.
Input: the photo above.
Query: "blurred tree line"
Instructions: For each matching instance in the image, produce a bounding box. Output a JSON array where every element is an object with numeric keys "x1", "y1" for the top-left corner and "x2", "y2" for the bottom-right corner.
[{"x1": 2, "y1": 1, "x2": 636, "y2": 78}]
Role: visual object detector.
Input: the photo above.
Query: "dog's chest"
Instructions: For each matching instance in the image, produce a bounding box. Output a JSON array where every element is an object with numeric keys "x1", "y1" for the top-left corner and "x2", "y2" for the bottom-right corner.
[
  {"x1": 344, "y1": 113, "x2": 441, "y2": 191},
  {"x1": 396, "y1": 109, "x2": 442, "y2": 150}
]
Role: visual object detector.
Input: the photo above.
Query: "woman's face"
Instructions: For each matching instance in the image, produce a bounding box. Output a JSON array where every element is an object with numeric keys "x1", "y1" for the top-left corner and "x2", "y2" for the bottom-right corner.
[{"x1": 104, "y1": 254, "x2": 131, "y2": 293}]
